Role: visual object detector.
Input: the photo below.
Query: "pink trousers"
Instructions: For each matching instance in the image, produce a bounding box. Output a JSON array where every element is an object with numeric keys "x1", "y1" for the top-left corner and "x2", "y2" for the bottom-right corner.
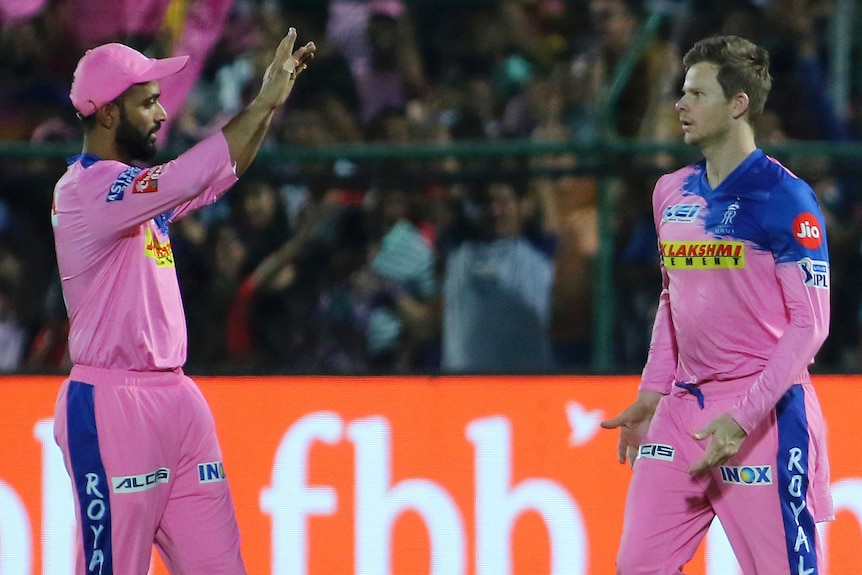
[
  {"x1": 53, "y1": 365, "x2": 247, "y2": 575},
  {"x1": 616, "y1": 380, "x2": 833, "y2": 575}
]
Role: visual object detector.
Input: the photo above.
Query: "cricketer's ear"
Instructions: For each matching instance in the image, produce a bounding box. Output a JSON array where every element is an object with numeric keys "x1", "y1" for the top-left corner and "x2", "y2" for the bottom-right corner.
[
  {"x1": 731, "y1": 91, "x2": 750, "y2": 120},
  {"x1": 95, "y1": 101, "x2": 121, "y2": 130}
]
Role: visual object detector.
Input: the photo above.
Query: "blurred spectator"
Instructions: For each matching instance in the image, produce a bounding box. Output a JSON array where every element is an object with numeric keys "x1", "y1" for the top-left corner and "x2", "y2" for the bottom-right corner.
[
  {"x1": 735, "y1": 0, "x2": 862, "y2": 370},
  {"x1": 352, "y1": 186, "x2": 439, "y2": 371},
  {"x1": 757, "y1": 0, "x2": 847, "y2": 142},
  {"x1": 442, "y1": 178, "x2": 556, "y2": 373},
  {"x1": 498, "y1": 0, "x2": 574, "y2": 70},
  {"x1": 172, "y1": 18, "x2": 261, "y2": 144},
  {"x1": 568, "y1": 0, "x2": 647, "y2": 138},
  {"x1": 526, "y1": 80, "x2": 597, "y2": 368},
  {"x1": 0, "y1": 238, "x2": 26, "y2": 371},
  {"x1": 4, "y1": 0, "x2": 862, "y2": 374},
  {"x1": 184, "y1": 221, "x2": 252, "y2": 369},
  {"x1": 257, "y1": 191, "x2": 369, "y2": 372},
  {"x1": 24, "y1": 273, "x2": 71, "y2": 371},
  {"x1": 328, "y1": 0, "x2": 427, "y2": 125},
  {"x1": 563, "y1": 0, "x2": 685, "y2": 369},
  {"x1": 61, "y1": 0, "x2": 172, "y2": 48},
  {"x1": 155, "y1": 0, "x2": 234, "y2": 141},
  {"x1": 613, "y1": 173, "x2": 662, "y2": 369},
  {"x1": 284, "y1": 24, "x2": 363, "y2": 145},
  {"x1": 173, "y1": 1, "x2": 302, "y2": 146},
  {"x1": 808, "y1": 170, "x2": 862, "y2": 370},
  {"x1": 0, "y1": 5, "x2": 77, "y2": 143},
  {"x1": 230, "y1": 178, "x2": 291, "y2": 273},
  {"x1": 57, "y1": 0, "x2": 232, "y2": 141},
  {"x1": 0, "y1": 0, "x2": 46, "y2": 25},
  {"x1": 564, "y1": 0, "x2": 683, "y2": 141}
]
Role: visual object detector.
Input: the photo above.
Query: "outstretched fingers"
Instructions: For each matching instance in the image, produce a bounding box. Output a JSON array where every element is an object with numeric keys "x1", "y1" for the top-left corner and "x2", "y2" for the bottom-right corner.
[
  {"x1": 599, "y1": 413, "x2": 627, "y2": 430},
  {"x1": 289, "y1": 41, "x2": 316, "y2": 79},
  {"x1": 601, "y1": 412, "x2": 635, "y2": 464},
  {"x1": 278, "y1": 28, "x2": 298, "y2": 67},
  {"x1": 263, "y1": 28, "x2": 297, "y2": 86},
  {"x1": 258, "y1": 28, "x2": 316, "y2": 109}
]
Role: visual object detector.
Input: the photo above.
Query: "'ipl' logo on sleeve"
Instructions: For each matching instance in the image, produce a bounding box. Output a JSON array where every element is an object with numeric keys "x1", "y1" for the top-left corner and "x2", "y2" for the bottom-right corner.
[{"x1": 798, "y1": 258, "x2": 829, "y2": 290}]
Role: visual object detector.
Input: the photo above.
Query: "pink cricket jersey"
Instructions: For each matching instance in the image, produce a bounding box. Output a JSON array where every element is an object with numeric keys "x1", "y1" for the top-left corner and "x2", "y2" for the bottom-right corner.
[
  {"x1": 51, "y1": 132, "x2": 237, "y2": 371},
  {"x1": 639, "y1": 150, "x2": 831, "y2": 433}
]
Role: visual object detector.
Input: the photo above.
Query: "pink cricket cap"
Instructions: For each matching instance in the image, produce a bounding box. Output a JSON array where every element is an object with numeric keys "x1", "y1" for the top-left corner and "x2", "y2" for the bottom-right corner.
[{"x1": 70, "y1": 43, "x2": 189, "y2": 117}]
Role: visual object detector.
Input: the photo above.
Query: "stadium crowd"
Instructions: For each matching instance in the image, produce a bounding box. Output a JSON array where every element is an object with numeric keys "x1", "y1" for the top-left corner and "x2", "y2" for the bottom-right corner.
[{"x1": 1, "y1": 0, "x2": 861, "y2": 374}]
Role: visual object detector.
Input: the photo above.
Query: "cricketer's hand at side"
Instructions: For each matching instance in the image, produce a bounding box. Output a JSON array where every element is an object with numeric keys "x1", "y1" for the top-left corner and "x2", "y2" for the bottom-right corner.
[
  {"x1": 687, "y1": 412, "x2": 746, "y2": 474},
  {"x1": 601, "y1": 391, "x2": 663, "y2": 467}
]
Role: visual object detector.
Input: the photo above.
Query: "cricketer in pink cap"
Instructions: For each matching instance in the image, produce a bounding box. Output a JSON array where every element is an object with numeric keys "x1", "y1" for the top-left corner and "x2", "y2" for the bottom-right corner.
[
  {"x1": 69, "y1": 43, "x2": 189, "y2": 117},
  {"x1": 52, "y1": 29, "x2": 315, "y2": 575}
]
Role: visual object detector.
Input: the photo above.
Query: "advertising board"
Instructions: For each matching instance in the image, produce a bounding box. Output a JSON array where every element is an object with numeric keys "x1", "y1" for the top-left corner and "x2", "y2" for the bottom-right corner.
[{"x1": 1, "y1": 375, "x2": 860, "y2": 574}]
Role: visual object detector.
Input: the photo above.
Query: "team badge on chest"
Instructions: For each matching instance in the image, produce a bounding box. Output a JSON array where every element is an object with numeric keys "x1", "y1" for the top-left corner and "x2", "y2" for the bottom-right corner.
[{"x1": 133, "y1": 166, "x2": 163, "y2": 194}]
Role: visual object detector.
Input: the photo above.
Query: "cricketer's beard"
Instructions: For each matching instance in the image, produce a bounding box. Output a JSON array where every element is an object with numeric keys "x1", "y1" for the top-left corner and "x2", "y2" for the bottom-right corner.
[{"x1": 115, "y1": 107, "x2": 158, "y2": 162}]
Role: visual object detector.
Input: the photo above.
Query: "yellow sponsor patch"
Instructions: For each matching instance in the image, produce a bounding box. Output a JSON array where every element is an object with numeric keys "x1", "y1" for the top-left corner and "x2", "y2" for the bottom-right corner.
[
  {"x1": 145, "y1": 227, "x2": 175, "y2": 267},
  {"x1": 660, "y1": 241, "x2": 744, "y2": 269}
]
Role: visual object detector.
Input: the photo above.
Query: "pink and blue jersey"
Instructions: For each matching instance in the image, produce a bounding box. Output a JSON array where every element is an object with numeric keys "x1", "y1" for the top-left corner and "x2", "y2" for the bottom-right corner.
[
  {"x1": 52, "y1": 132, "x2": 237, "y2": 371},
  {"x1": 640, "y1": 149, "x2": 830, "y2": 433},
  {"x1": 617, "y1": 150, "x2": 833, "y2": 574},
  {"x1": 51, "y1": 132, "x2": 248, "y2": 575}
]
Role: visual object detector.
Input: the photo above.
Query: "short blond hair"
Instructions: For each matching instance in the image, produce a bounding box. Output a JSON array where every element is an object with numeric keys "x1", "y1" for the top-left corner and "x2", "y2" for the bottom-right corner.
[{"x1": 683, "y1": 35, "x2": 772, "y2": 125}]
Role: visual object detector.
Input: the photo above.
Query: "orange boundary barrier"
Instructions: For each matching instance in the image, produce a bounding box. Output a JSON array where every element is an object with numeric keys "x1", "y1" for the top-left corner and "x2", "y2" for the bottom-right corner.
[{"x1": 1, "y1": 375, "x2": 860, "y2": 574}]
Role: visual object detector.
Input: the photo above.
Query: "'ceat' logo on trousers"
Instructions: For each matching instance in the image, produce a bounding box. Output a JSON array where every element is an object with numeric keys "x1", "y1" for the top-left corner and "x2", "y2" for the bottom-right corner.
[
  {"x1": 720, "y1": 465, "x2": 773, "y2": 485},
  {"x1": 112, "y1": 468, "x2": 170, "y2": 493}
]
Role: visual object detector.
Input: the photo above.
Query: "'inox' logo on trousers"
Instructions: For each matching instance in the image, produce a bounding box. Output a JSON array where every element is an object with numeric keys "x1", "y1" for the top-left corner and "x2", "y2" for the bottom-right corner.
[{"x1": 719, "y1": 465, "x2": 772, "y2": 485}]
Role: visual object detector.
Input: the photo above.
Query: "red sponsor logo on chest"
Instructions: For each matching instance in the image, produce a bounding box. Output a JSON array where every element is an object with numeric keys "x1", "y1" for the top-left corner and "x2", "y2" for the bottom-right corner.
[{"x1": 133, "y1": 166, "x2": 163, "y2": 194}]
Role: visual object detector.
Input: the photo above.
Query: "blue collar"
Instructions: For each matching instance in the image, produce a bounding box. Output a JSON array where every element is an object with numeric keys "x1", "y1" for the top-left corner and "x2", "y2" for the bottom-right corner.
[{"x1": 66, "y1": 153, "x2": 102, "y2": 168}]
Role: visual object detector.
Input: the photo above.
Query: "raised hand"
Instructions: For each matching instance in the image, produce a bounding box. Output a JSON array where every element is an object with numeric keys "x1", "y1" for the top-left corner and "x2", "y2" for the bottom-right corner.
[
  {"x1": 222, "y1": 26, "x2": 317, "y2": 176},
  {"x1": 258, "y1": 27, "x2": 316, "y2": 110}
]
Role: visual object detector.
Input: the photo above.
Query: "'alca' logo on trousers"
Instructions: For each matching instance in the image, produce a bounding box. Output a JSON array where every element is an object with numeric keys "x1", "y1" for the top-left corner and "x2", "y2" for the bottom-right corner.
[{"x1": 112, "y1": 468, "x2": 171, "y2": 493}]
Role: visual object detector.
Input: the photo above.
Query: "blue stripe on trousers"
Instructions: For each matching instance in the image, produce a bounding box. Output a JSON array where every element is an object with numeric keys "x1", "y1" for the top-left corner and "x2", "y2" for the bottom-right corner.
[
  {"x1": 67, "y1": 381, "x2": 113, "y2": 575},
  {"x1": 776, "y1": 384, "x2": 818, "y2": 574}
]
